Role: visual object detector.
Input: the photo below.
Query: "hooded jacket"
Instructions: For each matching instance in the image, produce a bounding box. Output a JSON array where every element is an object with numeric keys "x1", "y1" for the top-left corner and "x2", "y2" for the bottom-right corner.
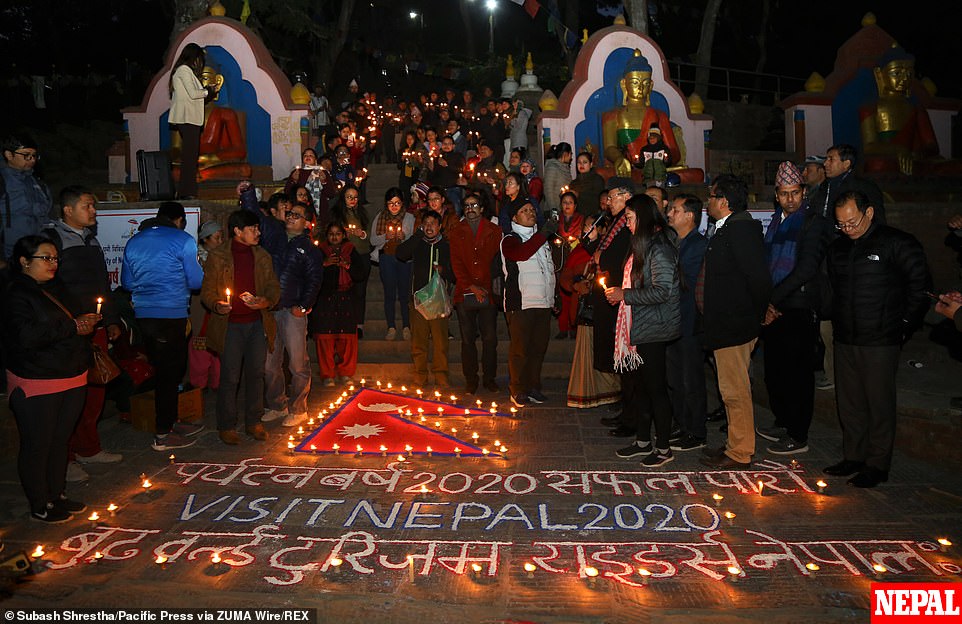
[{"x1": 120, "y1": 217, "x2": 204, "y2": 318}]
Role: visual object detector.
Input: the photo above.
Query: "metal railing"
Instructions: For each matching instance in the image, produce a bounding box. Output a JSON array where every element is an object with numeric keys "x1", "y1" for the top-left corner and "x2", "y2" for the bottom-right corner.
[{"x1": 665, "y1": 60, "x2": 808, "y2": 106}]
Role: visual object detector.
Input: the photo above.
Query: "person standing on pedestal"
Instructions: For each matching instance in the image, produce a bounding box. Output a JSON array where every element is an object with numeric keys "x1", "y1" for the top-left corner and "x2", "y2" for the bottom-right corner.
[{"x1": 168, "y1": 43, "x2": 208, "y2": 200}]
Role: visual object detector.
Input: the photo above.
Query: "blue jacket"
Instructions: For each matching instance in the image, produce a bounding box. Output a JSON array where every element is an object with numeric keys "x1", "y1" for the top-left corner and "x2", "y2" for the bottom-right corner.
[
  {"x1": 276, "y1": 232, "x2": 324, "y2": 310},
  {"x1": 677, "y1": 229, "x2": 708, "y2": 337},
  {"x1": 120, "y1": 217, "x2": 204, "y2": 318},
  {"x1": 1, "y1": 162, "x2": 52, "y2": 258}
]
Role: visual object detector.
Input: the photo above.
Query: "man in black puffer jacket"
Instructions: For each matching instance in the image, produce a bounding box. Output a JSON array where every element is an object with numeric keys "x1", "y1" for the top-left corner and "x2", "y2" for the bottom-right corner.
[{"x1": 824, "y1": 190, "x2": 930, "y2": 488}]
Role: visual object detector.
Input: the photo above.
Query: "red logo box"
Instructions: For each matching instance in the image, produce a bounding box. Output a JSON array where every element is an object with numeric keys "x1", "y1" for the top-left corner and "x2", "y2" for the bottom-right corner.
[{"x1": 872, "y1": 583, "x2": 962, "y2": 622}]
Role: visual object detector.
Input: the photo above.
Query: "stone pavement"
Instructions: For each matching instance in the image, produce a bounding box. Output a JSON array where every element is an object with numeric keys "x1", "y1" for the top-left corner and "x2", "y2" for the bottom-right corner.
[{"x1": 0, "y1": 353, "x2": 960, "y2": 623}]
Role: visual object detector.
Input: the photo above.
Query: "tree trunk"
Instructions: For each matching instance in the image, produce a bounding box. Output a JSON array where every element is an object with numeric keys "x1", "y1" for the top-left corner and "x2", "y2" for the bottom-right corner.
[
  {"x1": 314, "y1": 0, "x2": 356, "y2": 99},
  {"x1": 624, "y1": 0, "x2": 648, "y2": 35},
  {"x1": 171, "y1": 0, "x2": 210, "y2": 39},
  {"x1": 751, "y1": 0, "x2": 771, "y2": 104},
  {"x1": 694, "y1": 0, "x2": 723, "y2": 98},
  {"x1": 458, "y1": 0, "x2": 478, "y2": 60}
]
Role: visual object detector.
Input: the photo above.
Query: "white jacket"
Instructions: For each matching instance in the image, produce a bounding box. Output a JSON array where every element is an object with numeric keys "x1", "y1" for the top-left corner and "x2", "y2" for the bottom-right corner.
[
  {"x1": 169, "y1": 65, "x2": 207, "y2": 126},
  {"x1": 501, "y1": 222, "x2": 556, "y2": 311}
]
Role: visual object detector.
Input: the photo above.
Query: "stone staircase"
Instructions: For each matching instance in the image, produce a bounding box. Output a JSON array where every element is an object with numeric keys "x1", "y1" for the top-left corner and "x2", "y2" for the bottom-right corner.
[{"x1": 345, "y1": 163, "x2": 575, "y2": 386}]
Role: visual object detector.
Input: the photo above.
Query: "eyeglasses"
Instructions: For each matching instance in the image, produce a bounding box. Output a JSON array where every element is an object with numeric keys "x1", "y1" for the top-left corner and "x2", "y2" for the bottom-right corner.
[
  {"x1": 428, "y1": 196, "x2": 443, "y2": 203},
  {"x1": 14, "y1": 151, "x2": 39, "y2": 161},
  {"x1": 284, "y1": 211, "x2": 306, "y2": 221},
  {"x1": 387, "y1": 199, "x2": 403, "y2": 207},
  {"x1": 835, "y1": 214, "x2": 865, "y2": 231},
  {"x1": 30, "y1": 255, "x2": 59, "y2": 264},
  {"x1": 463, "y1": 202, "x2": 480, "y2": 209}
]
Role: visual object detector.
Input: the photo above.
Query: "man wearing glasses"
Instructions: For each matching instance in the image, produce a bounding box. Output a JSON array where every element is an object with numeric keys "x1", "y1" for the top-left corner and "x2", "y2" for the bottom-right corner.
[
  {"x1": 1, "y1": 134, "x2": 52, "y2": 258},
  {"x1": 698, "y1": 175, "x2": 772, "y2": 470},
  {"x1": 260, "y1": 200, "x2": 322, "y2": 429},
  {"x1": 823, "y1": 190, "x2": 930, "y2": 488}
]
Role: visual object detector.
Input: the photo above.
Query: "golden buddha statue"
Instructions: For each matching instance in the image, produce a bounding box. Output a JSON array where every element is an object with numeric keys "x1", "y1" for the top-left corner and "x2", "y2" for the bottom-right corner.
[
  {"x1": 860, "y1": 45, "x2": 939, "y2": 176},
  {"x1": 171, "y1": 66, "x2": 251, "y2": 181},
  {"x1": 601, "y1": 49, "x2": 680, "y2": 177}
]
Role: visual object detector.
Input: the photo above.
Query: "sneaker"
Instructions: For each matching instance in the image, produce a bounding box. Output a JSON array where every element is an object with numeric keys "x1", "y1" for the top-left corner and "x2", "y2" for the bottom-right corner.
[
  {"x1": 262, "y1": 409, "x2": 288, "y2": 423},
  {"x1": 151, "y1": 431, "x2": 197, "y2": 451},
  {"x1": 670, "y1": 434, "x2": 707, "y2": 452},
  {"x1": 52, "y1": 495, "x2": 87, "y2": 515},
  {"x1": 75, "y1": 450, "x2": 123, "y2": 464},
  {"x1": 173, "y1": 421, "x2": 205, "y2": 437},
  {"x1": 510, "y1": 394, "x2": 529, "y2": 408},
  {"x1": 337, "y1": 376, "x2": 353, "y2": 384},
  {"x1": 755, "y1": 425, "x2": 787, "y2": 442},
  {"x1": 669, "y1": 427, "x2": 684, "y2": 444},
  {"x1": 66, "y1": 462, "x2": 89, "y2": 483},
  {"x1": 31, "y1": 504, "x2": 71, "y2": 524},
  {"x1": 616, "y1": 440, "x2": 653, "y2": 459},
  {"x1": 767, "y1": 437, "x2": 809, "y2": 455},
  {"x1": 283, "y1": 412, "x2": 308, "y2": 427},
  {"x1": 641, "y1": 448, "x2": 674, "y2": 468},
  {"x1": 402, "y1": 327, "x2": 411, "y2": 340},
  {"x1": 385, "y1": 327, "x2": 397, "y2": 340},
  {"x1": 528, "y1": 389, "x2": 547, "y2": 404},
  {"x1": 322, "y1": 378, "x2": 336, "y2": 387}
]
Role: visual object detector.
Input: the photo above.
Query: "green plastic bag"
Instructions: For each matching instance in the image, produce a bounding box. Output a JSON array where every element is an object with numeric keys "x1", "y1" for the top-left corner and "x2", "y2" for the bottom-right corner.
[{"x1": 413, "y1": 246, "x2": 452, "y2": 320}]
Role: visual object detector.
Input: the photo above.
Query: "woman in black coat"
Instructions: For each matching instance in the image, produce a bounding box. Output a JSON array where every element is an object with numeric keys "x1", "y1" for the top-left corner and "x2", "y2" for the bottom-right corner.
[{"x1": 1, "y1": 235, "x2": 100, "y2": 523}]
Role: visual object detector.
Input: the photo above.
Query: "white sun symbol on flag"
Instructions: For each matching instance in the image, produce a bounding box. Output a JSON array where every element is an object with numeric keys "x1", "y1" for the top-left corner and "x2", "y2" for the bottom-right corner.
[{"x1": 337, "y1": 422, "x2": 385, "y2": 439}]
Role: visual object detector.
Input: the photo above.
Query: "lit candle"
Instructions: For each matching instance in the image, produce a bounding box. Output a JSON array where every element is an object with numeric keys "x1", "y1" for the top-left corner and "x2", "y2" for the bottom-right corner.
[
  {"x1": 510, "y1": 407, "x2": 517, "y2": 415},
  {"x1": 482, "y1": 448, "x2": 490, "y2": 457},
  {"x1": 355, "y1": 444, "x2": 363, "y2": 456},
  {"x1": 225, "y1": 288, "x2": 232, "y2": 306},
  {"x1": 96, "y1": 297, "x2": 103, "y2": 314},
  {"x1": 757, "y1": 480, "x2": 765, "y2": 496},
  {"x1": 437, "y1": 407, "x2": 444, "y2": 415},
  {"x1": 499, "y1": 445, "x2": 508, "y2": 456},
  {"x1": 938, "y1": 538, "x2": 953, "y2": 552},
  {"x1": 472, "y1": 432, "x2": 479, "y2": 441},
  {"x1": 454, "y1": 447, "x2": 461, "y2": 458},
  {"x1": 142, "y1": 478, "x2": 152, "y2": 492},
  {"x1": 211, "y1": 552, "x2": 222, "y2": 564},
  {"x1": 405, "y1": 444, "x2": 413, "y2": 456},
  {"x1": 360, "y1": 378, "x2": 366, "y2": 385},
  {"x1": 476, "y1": 400, "x2": 482, "y2": 408},
  {"x1": 380, "y1": 445, "x2": 387, "y2": 457},
  {"x1": 524, "y1": 562, "x2": 536, "y2": 579},
  {"x1": 816, "y1": 480, "x2": 827, "y2": 494},
  {"x1": 434, "y1": 420, "x2": 441, "y2": 428},
  {"x1": 107, "y1": 503, "x2": 118, "y2": 516},
  {"x1": 92, "y1": 551, "x2": 104, "y2": 562},
  {"x1": 727, "y1": 566, "x2": 742, "y2": 582},
  {"x1": 638, "y1": 567, "x2": 652, "y2": 585},
  {"x1": 712, "y1": 493, "x2": 724, "y2": 506},
  {"x1": 873, "y1": 563, "x2": 887, "y2": 578},
  {"x1": 297, "y1": 426, "x2": 305, "y2": 435},
  {"x1": 451, "y1": 427, "x2": 458, "y2": 434},
  {"x1": 724, "y1": 511, "x2": 736, "y2": 526},
  {"x1": 471, "y1": 563, "x2": 483, "y2": 579},
  {"x1": 31, "y1": 545, "x2": 45, "y2": 559},
  {"x1": 88, "y1": 511, "x2": 100, "y2": 525},
  {"x1": 376, "y1": 380, "x2": 382, "y2": 389},
  {"x1": 426, "y1": 446, "x2": 433, "y2": 457},
  {"x1": 349, "y1": 384, "x2": 355, "y2": 391},
  {"x1": 434, "y1": 390, "x2": 441, "y2": 398},
  {"x1": 584, "y1": 566, "x2": 599, "y2": 587},
  {"x1": 416, "y1": 389, "x2": 423, "y2": 397},
  {"x1": 155, "y1": 555, "x2": 168, "y2": 566},
  {"x1": 310, "y1": 444, "x2": 317, "y2": 452},
  {"x1": 396, "y1": 454, "x2": 406, "y2": 462},
  {"x1": 168, "y1": 454, "x2": 176, "y2": 465},
  {"x1": 287, "y1": 441, "x2": 295, "y2": 452},
  {"x1": 805, "y1": 562, "x2": 820, "y2": 576},
  {"x1": 387, "y1": 382, "x2": 393, "y2": 390},
  {"x1": 598, "y1": 276, "x2": 606, "y2": 289},
  {"x1": 401, "y1": 385, "x2": 408, "y2": 392},
  {"x1": 329, "y1": 557, "x2": 343, "y2": 574},
  {"x1": 494, "y1": 440, "x2": 501, "y2": 447},
  {"x1": 449, "y1": 395, "x2": 457, "y2": 402},
  {"x1": 407, "y1": 555, "x2": 416, "y2": 583}
]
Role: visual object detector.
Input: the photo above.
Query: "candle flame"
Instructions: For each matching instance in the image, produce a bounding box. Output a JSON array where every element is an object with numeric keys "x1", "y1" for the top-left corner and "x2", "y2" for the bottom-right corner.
[
  {"x1": 584, "y1": 566, "x2": 599, "y2": 577},
  {"x1": 88, "y1": 512, "x2": 99, "y2": 522},
  {"x1": 142, "y1": 479, "x2": 152, "y2": 489},
  {"x1": 805, "y1": 563, "x2": 820, "y2": 572},
  {"x1": 727, "y1": 566, "x2": 741, "y2": 575},
  {"x1": 107, "y1": 503, "x2": 118, "y2": 512},
  {"x1": 211, "y1": 552, "x2": 222, "y2": 564},
  {"x1": 155, "y1": 555, "x2": 168, "y2": 565},
  {"x1": 31, "y1": 545, "x2": 44, "y2": 558},
  {"x1": 938, "y1": 538, "x2": 953, "y2": 547}
]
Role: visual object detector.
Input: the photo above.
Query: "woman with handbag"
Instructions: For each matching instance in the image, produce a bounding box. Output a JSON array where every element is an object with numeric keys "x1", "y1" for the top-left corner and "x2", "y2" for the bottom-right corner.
[
  {"x1": 1, "y1": 235, "x2": 100, "y2": 523},
  {"x1": 563, "y1": 216, "x2": 621, "y2": 408}
]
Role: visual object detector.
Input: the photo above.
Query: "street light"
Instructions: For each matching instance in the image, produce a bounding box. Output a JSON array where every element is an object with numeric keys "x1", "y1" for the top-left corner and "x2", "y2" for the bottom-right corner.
[
  {"x1": 486, "y1": 0, "x2": 496, "y2": 55},
  {"x1": 409, "y1": 10, "x2": 423, "y2": 28}
]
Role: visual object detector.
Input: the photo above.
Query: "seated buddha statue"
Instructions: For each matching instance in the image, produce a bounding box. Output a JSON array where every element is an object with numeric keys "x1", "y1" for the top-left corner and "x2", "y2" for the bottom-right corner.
[
  {"x1": 602, "y1": 50, "x2": 680, "y2": 178},
  {"x1": 860, "y1": 45, "x2": 940, "y2": 176},
  {"x1": 171, "y1": 66, "x2": 252, "y2": 181}
]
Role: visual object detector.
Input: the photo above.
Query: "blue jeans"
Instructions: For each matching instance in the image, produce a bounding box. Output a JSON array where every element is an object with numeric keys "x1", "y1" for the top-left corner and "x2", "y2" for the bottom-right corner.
[
  {"x1": 379, "y1": 253, "x2": 411, "y2": 329},
  {"x1": 217, "y1": 320, "x2": 267, "y2": 431},
  {"x1": 264, "y1": 308, "x2": 311, "y2": 416}
]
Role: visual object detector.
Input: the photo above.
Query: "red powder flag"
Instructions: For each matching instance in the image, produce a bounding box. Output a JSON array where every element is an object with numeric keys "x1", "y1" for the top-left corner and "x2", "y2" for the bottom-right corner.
[
  {"x1": 510, "y1": 0, "x2": 540, "y2": 18},
  {"x1": 298, "y1": 388, "x2": 503, "y2": 457}
]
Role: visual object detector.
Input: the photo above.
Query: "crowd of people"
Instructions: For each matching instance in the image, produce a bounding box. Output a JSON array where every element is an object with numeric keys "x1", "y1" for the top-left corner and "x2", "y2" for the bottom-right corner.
[{"x1": 2, "y1": 76, "x2": 962, "y2": 525}]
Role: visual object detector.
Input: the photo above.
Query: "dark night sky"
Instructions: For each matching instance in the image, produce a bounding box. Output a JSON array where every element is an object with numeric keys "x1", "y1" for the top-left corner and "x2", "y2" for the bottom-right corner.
[{"x1": 2, "y1": 1, "x2": 960, "y2": 99}]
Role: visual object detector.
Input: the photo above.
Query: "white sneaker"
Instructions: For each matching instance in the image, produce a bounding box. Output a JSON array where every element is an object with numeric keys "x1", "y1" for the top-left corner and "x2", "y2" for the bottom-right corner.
[
  {"x1": 385, "y1": 327, "x2": 397, "y2": 340},
  {"x1": 75, "y1": 450, "x2": 123, "y2": 464},
  {"x1": 402, "y1": 327, "x2": 411, "y2": 340},
  {"x1": 322, "y1": 378, "x2": 336, "y2": 387},
  {"x1": 283, "y1": 412, "x2": 308, "y2": 427},
  {"x1": 66, "y1": 462, "x2": 89, "y2": 483},
  {"x1": 262, "y1": 409, "x2": 288, "y2": 423}
]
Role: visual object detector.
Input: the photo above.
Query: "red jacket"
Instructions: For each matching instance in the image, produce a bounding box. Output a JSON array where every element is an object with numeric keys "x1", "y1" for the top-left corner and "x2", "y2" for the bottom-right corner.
[{"x1": 448, "y1": 218, "x2": 502, "y2": 304}]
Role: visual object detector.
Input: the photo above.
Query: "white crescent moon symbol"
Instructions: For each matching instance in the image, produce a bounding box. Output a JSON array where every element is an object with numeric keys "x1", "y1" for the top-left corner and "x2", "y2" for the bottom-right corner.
[{"x1": 357, "y1": 402, "x2": 409, "y2": 412}]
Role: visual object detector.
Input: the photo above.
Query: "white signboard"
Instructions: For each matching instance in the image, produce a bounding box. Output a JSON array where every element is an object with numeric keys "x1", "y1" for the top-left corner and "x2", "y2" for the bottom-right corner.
[{"x1": 96, "y1": 206, "x2": 201, "y2": 289}]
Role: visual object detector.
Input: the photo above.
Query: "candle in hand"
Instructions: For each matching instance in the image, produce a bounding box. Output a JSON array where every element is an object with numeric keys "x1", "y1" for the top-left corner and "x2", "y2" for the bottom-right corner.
[
  {"x1": 225, "y1": 288, "x2": 232, "y2": 305},
  {"x1": 598, "y1": 276, "x2": 607, "y2": 289}
]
